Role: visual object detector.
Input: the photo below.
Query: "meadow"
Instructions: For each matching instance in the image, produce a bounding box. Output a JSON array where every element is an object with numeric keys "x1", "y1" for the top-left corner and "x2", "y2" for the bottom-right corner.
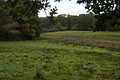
[{"x1": 0, "y1": 31, "x2": 120, "y2": 80}]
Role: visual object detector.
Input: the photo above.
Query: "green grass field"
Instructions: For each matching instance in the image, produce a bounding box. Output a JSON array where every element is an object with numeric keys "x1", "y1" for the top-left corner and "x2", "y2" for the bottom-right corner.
[{"x1": 0, "y1": 31, "x2": 120, "y2": 80}]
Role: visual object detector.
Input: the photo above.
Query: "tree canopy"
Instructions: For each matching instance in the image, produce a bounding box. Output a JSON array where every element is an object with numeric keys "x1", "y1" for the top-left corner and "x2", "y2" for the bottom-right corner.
[
  {"x1": 77, "y1": 0, "x2": 120, "y2": 14},
  {"x1": 77, "y1": 0, "x2": 120, "y2": 31}
]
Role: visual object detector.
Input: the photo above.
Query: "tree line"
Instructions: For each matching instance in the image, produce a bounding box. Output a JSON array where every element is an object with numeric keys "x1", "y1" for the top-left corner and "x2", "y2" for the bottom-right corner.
[
  {"x1": 38, "y1": 14, "x2": 95, "y2": 32},
  {"x1": 38, "y1": 13, "x2": 120, "y2": 32}
]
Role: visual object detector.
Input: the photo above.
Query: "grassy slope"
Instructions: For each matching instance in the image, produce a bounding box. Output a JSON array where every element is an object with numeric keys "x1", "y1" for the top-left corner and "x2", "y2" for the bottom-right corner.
[
  {"x1": 0, "y1": 31, "x2": 120, "y2": 80},
  {"x1": 41, "y1": 31, "x2": 120, "y2": 50}
]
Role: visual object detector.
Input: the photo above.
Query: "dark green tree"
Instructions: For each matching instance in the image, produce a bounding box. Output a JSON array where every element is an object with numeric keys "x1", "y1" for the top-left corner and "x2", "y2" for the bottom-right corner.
[
  {"x1": 56, "y1": 14, "x2": 67, "y2": 29},
  {"x1": 65, "y1": 15, "x2": 78, "y2": 30},
  {"x1": 0, "y1": 0, "x2": 56, "y2": 40},
  {"x1": 75, "y1": 14, "x2": 95, "y2": 31},
  {"x1": 5, "y1": 0, "x2": 48, "y2": 40},
  {"x1": 0, "y1": 0, "x2": 20, "y2": 40}
]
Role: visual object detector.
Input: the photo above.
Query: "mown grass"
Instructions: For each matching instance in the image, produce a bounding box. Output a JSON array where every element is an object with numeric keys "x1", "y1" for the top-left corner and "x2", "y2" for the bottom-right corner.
[
  {"x1": 41, "y1": 31, "x2": 120, "y2": 51},
  {"x1": 0, "y1": 31, "x2": 120, "y2": 80}
]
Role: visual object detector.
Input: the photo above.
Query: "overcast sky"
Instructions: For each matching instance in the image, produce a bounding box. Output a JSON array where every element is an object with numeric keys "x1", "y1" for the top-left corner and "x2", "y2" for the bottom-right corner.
[{"x1": 38, "y1": 0, "x2": 87, "y2": 17}]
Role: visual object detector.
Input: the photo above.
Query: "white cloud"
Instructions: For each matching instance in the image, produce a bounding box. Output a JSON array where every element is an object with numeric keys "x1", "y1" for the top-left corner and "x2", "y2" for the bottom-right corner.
[{"x1": 38, "y1": 0, "x2": 87, "y2": 17}]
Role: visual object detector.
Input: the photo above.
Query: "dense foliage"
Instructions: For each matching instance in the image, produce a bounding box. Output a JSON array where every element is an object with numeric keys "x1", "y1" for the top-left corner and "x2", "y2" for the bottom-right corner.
[
  {"x1": 0, "y1": 0, "x2": 53, "y2": 41},
  {"x1": 39, "y1": 14, "x2": 95, "y2": 32}
]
